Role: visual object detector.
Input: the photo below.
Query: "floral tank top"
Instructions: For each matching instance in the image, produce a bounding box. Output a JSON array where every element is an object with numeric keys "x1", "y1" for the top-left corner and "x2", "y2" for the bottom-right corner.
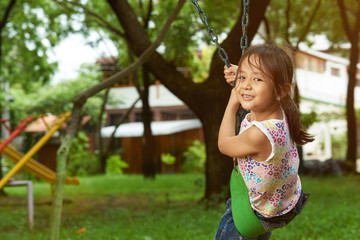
[{"x1": 236, "y1": 110, "x2": 302, "y2": 217}]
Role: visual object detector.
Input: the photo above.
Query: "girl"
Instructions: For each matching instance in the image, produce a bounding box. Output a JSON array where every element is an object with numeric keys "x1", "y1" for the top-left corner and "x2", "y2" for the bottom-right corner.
[{"x1": 215, "y1": 44, "x2": 313, "y2": 240}]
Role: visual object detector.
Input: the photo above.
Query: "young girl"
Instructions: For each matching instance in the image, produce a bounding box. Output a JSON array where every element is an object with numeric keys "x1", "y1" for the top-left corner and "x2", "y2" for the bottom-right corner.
[{"x1": 215, "y1": 44, "x2": 313, "y2": 240}]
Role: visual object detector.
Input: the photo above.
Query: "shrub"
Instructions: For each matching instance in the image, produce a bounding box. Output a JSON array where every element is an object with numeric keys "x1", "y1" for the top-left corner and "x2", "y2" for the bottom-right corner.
[
  {"x1": 331, "y1": 132, "x2": 347, "y2": 160},
  {"x1": 161, "y1": 153, "x2": 176, "y2": 165},
  {"x1": 67, "y1": 131, "x2": 100, "y2": 176},
  {"x1": 106, "y1": 155, "x2": 129, "y2": 175},
  {"x1": 182, "y1": 140, "x2": 206, "y2": 173}
]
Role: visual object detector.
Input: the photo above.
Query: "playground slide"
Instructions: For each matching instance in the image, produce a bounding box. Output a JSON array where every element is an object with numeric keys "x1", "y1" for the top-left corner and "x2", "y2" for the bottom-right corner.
[{"x1": 0, "y1": 139, "x2": 79, "y2": 185}]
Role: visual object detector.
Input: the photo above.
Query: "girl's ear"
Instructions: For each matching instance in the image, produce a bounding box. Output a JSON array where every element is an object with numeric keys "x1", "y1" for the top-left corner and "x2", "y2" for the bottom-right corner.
[{"x1": 279, "y1": 83, "x2": 291, "y2": 100}]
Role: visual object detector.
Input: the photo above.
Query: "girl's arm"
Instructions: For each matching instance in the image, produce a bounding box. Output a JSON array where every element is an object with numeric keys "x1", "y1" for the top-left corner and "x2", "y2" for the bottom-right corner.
[{"x1": 217, "y1": 89, "x2": 270, "y2": 160}]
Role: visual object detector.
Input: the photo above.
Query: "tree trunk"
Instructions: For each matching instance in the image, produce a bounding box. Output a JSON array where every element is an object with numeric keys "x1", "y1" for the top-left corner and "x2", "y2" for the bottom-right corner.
[
  {"x1": 97, "y1": 88, "x2": 110, "y2": 173},
  {"x1": 48, "y1": 106, "x2": 83, "y2": 240},
  {"x1": 336, "y1": 0, "x2": 360, "y2": 173},
  {"x1": 141, "y1": 67, "x2": 157, "y2": 178},
  {"x1": 109, "y1": 0, "x2": 270, "y2": 198},
  {"x1": 345, "y1": 42, "x2": 358, "y2": 172}
]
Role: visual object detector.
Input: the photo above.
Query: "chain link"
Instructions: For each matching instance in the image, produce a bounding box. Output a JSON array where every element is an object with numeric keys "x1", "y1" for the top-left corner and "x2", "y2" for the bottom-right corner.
[
  {"x1": 191, "y1": 0, "x2": 230, "y2": 67},
  {"x1": 241, "y1": 0, "x2": 250, "y2": 54}
]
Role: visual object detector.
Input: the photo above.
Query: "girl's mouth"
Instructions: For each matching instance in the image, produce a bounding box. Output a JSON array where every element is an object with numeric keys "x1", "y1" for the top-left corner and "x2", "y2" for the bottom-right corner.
[{"x1": 242, "y1": 94, "x2": 254, "y2": 100}]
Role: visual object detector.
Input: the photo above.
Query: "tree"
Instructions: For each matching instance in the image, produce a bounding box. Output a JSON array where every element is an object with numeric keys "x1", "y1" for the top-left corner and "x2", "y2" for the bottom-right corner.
[
  {"x1": 56, "y1": 0, "x2": 165, "y2": 177},
  {"x1": 48, "y1": 2, "x2": 186, "y2": 239},
  {"x1": 9, "y1": 63, "x2": 104, "y2": 122},
  {"x1": 108, "y1": 0, "x2": 270, "y2": 198},
  {"x1": 0, "y1": 0, "x2": 79, "y2": 95},
  {"x1": 336, "y1": 0, "x2": 360, "y2": 172},
  {"x1": 263, "y1": 0, "x2": 322, "y2": 48}
]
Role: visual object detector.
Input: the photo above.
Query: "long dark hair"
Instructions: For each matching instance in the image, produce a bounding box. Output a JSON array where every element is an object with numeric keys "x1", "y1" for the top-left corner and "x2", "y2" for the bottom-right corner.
[{"x1": 238, "y1": 44, "x2": 314, "y2": 145}]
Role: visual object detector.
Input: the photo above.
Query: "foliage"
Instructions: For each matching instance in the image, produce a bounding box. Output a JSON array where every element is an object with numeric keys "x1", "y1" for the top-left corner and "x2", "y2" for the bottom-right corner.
[
  {"x1": 0, "y1": 157, "x2": 15, "y2": 175},
  {"x1": 264, "y1": 0, "x2": 327, "y2": 46},
  {"x1": 105, "y1": 155, "x2": 129, "y2": 175},
  {"x1": 0, "y1": 0, "x2": 82, "y2": 99},
  {"x1": 129, "y1": 0, "x2": 238, "y2": 66},
  {"x1": 161, "y1": 153, "x2": 176, "y2": 165},
  {"x1": 9, "y1": 63, "x2": 103, "y2": 125},
  {"x1": 188, "y1": 46, "x2": 215, "y2": 83},
  {"x1": 67, "y1": 131, "x2": 99, "y2": 176},
  {"x1": 1, "y1": 174, "x2": 360, "y2": 239},
  {"x1": 182, "y1": 140, "x2": 206, "y2": 173},
  {"x1": 315, "y1": 0, "x2": 358, "y2": 49},
  {"x1": 300, "y1": 110, "x2": 318, "y2": 129},
  {"x1": 331, "y1": 132, "x2": 347, "y2": 160}
]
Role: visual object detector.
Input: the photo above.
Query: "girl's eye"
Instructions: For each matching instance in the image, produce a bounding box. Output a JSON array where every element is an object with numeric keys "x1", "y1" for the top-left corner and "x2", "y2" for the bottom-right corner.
[
  {"x1": 254, "y1": 78, "x2": 262, "y2": 82},
  {"x1": 239, "y1": 76, "x2": 245, "y2": 81}
]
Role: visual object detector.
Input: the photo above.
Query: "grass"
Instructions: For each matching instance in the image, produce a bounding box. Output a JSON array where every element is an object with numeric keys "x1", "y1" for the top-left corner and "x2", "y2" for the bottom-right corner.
[{"x1": 0, "y1": 173, "x2": 359, "y2": 240}]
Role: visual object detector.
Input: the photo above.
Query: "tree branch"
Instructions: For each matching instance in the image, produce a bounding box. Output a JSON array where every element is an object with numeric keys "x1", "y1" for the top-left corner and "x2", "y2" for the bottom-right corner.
[
  {"x1": 295, "y1": 0, "x2": 322, "y2": 49},
  {"x1": 106, "y1": 97, "x2": 140, "y2": 153},
  {"x1": 141, "y1": 0, "x2": 153, "y2": 29},
  {"x1": 285, "y1": 0, "x2": 291, "y2": 44},
  {"x1": 54, "y1": 0, "x2": 125, "y2": 37},
  {"x1": 75, "y1": 0, "x2": 186, "y2": 101},
  {"x1": 262, "y1": 15, "x2": 271, "y2": 43},
  {"x1": 356, "y1": 8, "x2": 360, "y2": 36},
  {"x1": 337, "y1": 0, "x2": 353, "y2": 40},
  {"x1": 107, "y1": 0, "x2": 196, "y2": 100},
  {"x1": 0, "y1": 0, "x2": 16, "y2": 31}
]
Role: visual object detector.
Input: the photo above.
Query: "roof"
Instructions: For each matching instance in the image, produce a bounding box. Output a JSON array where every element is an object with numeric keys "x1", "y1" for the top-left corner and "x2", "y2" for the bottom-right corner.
[
  {"x1": 106, "y1": 84, "x2": 185, "y2": 110},
  {"x1": 300, "y1": 47, "x2": 360, "y2": 68},
  {"x1": 25, "y1": 115, "x2": 91, "y2": 132},
  {"x1": 101, "y1": 119, "x2": 202, "y2": 138}
]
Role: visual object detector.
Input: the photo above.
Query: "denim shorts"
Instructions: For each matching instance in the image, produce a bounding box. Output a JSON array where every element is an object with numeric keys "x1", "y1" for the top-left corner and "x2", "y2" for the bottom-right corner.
[{"x1": 213, "y1": 191, "x2": 310, "y2": 240}]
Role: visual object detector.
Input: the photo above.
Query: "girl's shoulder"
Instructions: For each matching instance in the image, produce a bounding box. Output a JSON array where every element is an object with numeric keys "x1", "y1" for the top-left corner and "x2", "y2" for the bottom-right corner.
[{"x1": 258, "y1": 109, "x2": 287, "y2": 130}]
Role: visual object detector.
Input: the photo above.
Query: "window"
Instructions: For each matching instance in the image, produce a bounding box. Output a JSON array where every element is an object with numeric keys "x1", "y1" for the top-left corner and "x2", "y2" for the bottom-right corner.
[
  {"x1": 109, "y1": 113, "x2": 126, "y2": 125},
  {"x1": 331, "y1": 67, "x2": 340, "y2": 77},
  {"x1": 135, "y1": 112, "x2": 153, "y2": 122},
  {"x1": 161, "y1": 110, "x2": 197, "y2": 121}
]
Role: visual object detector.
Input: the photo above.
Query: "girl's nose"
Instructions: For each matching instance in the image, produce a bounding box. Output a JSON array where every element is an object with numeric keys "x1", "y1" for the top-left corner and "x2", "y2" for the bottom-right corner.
[{"x1": 241, "y1": 79, "x2": 252, "y2": 90}]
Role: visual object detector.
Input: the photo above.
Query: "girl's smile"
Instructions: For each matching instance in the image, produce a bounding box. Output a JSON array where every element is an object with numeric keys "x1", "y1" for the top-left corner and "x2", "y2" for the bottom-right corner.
[{"x1": 241, "y1": 94, "x2": 254, "y2": 101}]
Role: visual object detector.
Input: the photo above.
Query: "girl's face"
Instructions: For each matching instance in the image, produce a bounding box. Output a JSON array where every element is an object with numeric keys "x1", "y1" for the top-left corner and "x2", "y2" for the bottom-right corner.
[{"x1": 235, "y1": 56, "x2": 277, "y2": 114}]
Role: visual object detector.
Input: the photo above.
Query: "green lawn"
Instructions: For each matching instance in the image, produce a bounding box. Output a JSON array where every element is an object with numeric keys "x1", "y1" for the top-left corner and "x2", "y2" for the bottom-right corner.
[{"x1": 0, "y1": 174, "x2": 359, "y2": 240}]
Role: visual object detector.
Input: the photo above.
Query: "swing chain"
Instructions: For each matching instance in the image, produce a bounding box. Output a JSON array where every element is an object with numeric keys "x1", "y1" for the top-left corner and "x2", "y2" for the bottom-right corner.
[
  {"x1": 191, "y1": 0, "x2": 231, "y2": 67},
  {"x1": 241, "y1": 0, "x2": 250, "y2": 54}
]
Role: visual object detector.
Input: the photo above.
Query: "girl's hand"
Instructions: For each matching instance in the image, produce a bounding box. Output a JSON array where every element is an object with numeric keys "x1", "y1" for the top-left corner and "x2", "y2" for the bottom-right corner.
[{"x1": 224, "y1": 64, "x2": 238, "y2": 86}]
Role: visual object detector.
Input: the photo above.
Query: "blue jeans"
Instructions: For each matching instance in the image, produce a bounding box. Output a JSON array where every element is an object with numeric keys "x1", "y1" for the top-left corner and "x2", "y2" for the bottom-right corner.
[{"x1": 214, "y1": 192, "x2": 310, "y2": 240}]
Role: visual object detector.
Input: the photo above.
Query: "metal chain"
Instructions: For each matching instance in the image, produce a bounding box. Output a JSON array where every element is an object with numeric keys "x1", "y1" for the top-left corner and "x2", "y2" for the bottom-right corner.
[
  {"x1": 241, "y1": 0, "x2": 250, "y2": 54},
  {"x1": 191, "y1": 0, "x2": 231, "y2": 67},
  {"x1": 191, "y1": 0, "x2": 250, "y2": 65}
]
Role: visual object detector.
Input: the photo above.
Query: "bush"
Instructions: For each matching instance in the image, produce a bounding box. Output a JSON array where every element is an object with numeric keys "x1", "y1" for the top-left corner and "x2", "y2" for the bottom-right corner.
[
  {"x1": 331, "y1": 132, "x2": 347, "y2": 160},
  {"x1": 106, "y1": 155, "x2": 129, "y2": 175},
  {"x1": 182, "y1": 140, "x2": 206, "y2": 173},
  {"x1": 161, "y1": 153, "x2": 176, "y2": 165},
  {"x1": 67, "y1": 131, "x2": 100, "y2": 176}
]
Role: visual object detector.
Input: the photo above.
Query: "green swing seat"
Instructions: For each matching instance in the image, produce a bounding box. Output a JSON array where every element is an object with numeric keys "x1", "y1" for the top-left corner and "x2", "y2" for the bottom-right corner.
[{"x1": 230, "y1": 167, "x2": 270, "y2": 238}]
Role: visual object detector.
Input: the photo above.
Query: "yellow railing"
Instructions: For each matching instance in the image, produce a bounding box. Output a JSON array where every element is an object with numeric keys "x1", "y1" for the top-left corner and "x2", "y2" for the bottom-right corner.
[{"x1": 0, "y1": 112, "x2": 71, "y2": 189}]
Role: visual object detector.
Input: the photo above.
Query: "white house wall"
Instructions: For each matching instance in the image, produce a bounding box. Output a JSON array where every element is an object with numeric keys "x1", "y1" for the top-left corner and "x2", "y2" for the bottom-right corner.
[
  {"x1": 107, "y1": 83, "x2": 185, "y2": 110},
  {"x1": 296, "y1": 63, "x2": 348, "y2": 108}
]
